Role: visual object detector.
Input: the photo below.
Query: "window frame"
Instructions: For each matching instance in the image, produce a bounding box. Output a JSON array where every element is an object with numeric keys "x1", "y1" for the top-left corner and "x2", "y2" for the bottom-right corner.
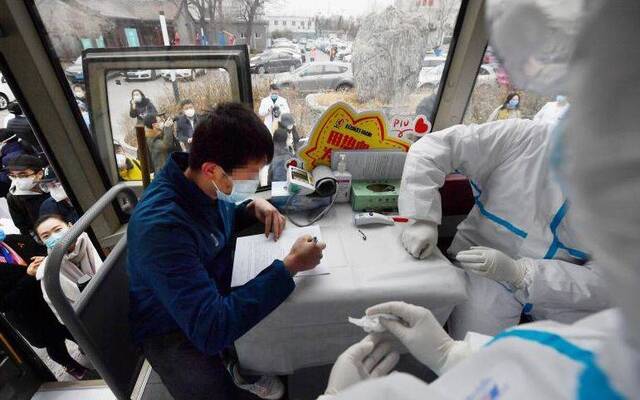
[{"x1": 82, "y1": 46, "x2": 254, "y2": 185}]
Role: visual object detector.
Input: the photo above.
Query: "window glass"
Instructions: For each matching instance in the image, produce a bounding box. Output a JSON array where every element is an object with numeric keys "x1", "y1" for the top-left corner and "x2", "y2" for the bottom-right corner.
[
  {"x1": 323, "y1": 65, "x2": 343, "y2": 74},
  {"x1": 302, "y1": 65, "x2": 324, "y2": 76},
  {"x1": 463, "y1": 46, "x2": 564, "y2": 125},
  {"x1": 106, "y1": 68, "x2": 232, "y2": 179},
  {"x1": 253, "y1": 0, "x2": 464, "y2": 185},
  {"x1": 32, "y1": 0, "x2": 464, "y2": 186}
]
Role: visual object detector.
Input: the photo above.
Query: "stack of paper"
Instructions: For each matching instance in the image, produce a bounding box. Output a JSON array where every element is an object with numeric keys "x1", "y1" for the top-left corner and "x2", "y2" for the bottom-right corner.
[{"x1": 231, "y1": 225, "x2": 330, "y2": 287}]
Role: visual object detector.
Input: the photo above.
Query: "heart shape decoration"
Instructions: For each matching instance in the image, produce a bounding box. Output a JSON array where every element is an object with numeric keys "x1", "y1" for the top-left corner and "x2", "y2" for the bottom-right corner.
[
  {"x1": 413, "y1": 115, "x2": 432, "y2": 135},
  {"x1": 298, "y1": 102, "x2": 410, "y2": 170}
]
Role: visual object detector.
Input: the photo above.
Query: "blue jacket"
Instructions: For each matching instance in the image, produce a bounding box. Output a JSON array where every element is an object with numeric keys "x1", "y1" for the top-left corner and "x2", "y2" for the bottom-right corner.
[{"x1": 127, "y1": 153, "x2": 295, "y2": 354}]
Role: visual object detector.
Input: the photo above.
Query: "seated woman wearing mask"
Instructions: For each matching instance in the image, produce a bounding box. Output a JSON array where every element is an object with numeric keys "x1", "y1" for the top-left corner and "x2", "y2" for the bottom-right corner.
[
  {"x1": 0, "y1": 228, "x2": 91, "y2": 380},
  {"x1": 28, "y1": 214, "x2": 102, "y2": 322}
]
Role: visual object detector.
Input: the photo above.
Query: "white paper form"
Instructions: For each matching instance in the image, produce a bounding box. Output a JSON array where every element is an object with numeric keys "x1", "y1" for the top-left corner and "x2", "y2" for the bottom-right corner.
[{"x1": 231, "y1": 225, "x2": 330, "y2": 287}]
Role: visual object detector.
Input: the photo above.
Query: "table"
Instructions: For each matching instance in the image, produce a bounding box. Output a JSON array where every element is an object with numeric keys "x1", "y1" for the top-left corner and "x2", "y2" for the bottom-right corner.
[{"x1": 235, "y1": 204, "x2": 468, "y2": 374}]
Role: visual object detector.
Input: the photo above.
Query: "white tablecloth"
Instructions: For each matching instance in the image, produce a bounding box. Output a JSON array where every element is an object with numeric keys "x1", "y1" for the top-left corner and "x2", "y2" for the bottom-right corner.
[{"x1": 235, "y1": 204, "x2": 468, "y2": 374}]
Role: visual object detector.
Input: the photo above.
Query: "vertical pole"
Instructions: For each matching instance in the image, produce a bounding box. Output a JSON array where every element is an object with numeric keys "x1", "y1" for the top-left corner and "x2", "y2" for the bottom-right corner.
[
  {"x1": 160, "y1": 11, "x2": 180, "y2": 103},
  {"x1": 135, "y1": 126, "x2": 151, "y2": 188},
  {"x1": 159, "y1": 11, "x2": 170, "y2": 45}
]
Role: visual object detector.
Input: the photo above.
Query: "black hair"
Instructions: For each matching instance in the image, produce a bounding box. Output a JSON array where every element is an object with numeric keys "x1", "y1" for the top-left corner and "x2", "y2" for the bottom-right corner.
[
  {"x1": 0, "y1": 128, "x2": 10, "y2": 142},
  {"x1": 270, "y1": 83, "x2": 279, "y2": 91},
  {"x1": 143, "y1": 113, "x2": 158, "y2": 129},
  {"x1": 7, "y1": 101, "x2": 22, "y2": 115},
  {"x1": 502, "y1": 92, "x2": 520, "y2": 109},
  {"x1": 131, "y1": 89, "x2": 146, "y2": 98},
  {"x1": 180, "y1": 99, "x2": 194, "y2": 108},
  {"x1": 189, "y1": 102, "x2": 274, "y2": 171},
  {"x1": 273, "y1": 128, "x2": 288, "y2": 145},
  {"x1": 34, "y1": 213, "x2": 67, "y2": 234}
]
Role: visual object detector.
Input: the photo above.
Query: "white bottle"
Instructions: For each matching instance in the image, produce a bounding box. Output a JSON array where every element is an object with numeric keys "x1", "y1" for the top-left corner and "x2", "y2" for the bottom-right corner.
[{"x1": 334, "y1": 154, "x2": 352, "y2": 203}]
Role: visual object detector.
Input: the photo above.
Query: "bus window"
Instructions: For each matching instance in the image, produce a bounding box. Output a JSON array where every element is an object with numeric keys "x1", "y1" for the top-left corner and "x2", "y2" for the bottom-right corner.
[
  {"x1": 106, "y1": 68, "x2": 232, "y2": 180},
  {"x1": 463, "y1": 46, "x2": 566, "y2": 125},
  {"x1": 32, "y1": 0, "x2": 465, "y2": 186},
  {"x1": 249, "y1": 1, "x2": 464, "y2": 184}
]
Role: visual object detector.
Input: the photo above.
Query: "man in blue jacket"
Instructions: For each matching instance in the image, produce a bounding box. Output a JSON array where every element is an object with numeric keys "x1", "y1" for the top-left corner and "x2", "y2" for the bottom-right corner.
[{"x1": 127, "y1": 102, "x2": 326, "y2": 400}]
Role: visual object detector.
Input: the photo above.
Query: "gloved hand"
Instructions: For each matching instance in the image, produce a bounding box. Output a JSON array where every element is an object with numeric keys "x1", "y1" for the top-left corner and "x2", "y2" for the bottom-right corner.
[
  {"x1": 324, "y1": 334, "x2": 400, "y2": 395},
  {"x1": 402, "y1": 221, "x2": 438, "y2": 259},
  {"x1": 366, "y1": 302, "x2": 471, "y2": 376},
  {"x1": 455, "y1": 246, "x2": 527, "y2": 288}
]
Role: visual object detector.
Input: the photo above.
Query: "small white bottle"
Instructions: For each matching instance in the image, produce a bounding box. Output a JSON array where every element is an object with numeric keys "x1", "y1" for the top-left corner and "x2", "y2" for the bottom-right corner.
[{"x1": 334, "y1": 154, "x2": 352, "y2": 203}]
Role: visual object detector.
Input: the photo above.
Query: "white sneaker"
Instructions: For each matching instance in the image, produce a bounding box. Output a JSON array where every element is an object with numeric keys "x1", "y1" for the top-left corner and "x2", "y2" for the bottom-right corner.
[{"x1": 228, "y1": 363, "x2": 285, "y2": 400}]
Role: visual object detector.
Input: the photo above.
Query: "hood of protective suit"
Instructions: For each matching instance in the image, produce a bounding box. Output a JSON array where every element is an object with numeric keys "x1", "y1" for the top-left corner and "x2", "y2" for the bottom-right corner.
[
  {"x1": 561, "y1": 3, "x2": 640, "y2": 353},
  {"x1": 485, "y1": 0, "x2": 590, "y2": 95}
]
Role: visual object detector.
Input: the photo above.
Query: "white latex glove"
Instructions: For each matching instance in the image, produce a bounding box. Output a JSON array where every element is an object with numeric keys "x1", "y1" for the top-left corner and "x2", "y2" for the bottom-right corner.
[
  {"x1": 401, "y1": 221, "x2": 438, "y2": 259},
  {"x1": 324, "y1": 334, "x2": 400, "y2": 396},
  {"x1": 455, "y1": 246, "x2": 527, "y2": 288},
  {"x1": 366, "y1": 302, "x2": 471, "y2": 376}
]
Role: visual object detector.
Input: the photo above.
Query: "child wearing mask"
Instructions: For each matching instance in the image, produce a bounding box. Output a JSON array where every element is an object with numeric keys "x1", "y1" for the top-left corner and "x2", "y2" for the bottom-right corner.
[
  {"x1": 29, "y1": 214, "x2": 102, "y2": 322},
  {"x1": 5, "y1": 155, "x2": 50, "y2": 239},
  {"x1": 114, "y1": 142, "x2": 143, "y2": 181}
]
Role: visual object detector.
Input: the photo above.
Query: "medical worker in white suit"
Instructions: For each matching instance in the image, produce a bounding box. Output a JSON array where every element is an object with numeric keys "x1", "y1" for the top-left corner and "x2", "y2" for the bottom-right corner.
[{"x1": 317, "y1": 1, "x2": 640, "y2": 399}]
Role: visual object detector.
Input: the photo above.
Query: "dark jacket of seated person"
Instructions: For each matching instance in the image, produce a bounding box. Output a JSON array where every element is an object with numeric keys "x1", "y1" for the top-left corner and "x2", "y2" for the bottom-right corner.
[
  {"x1": 127, "y1": 151, "x2": 295, "y2": 355},
  {"x1": 127, "y1": 104, "x2": 326, "y2": 400}
]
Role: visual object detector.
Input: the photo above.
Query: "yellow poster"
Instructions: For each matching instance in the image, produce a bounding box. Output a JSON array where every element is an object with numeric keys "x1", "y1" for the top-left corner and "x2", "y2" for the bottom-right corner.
[{"x1": 298, "y1": 102, "x2": 410, "y2": 171}]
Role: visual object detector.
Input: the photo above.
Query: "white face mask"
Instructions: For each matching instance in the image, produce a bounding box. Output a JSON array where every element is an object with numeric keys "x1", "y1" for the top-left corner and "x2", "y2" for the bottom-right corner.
[
  {"x1": 115, "y1": 153, "x2": 127, "y2": 169},
  {"x1": 184, "y1": 108, "x2": 195, "y2": 118},
  {"x1": 211, "y1": 171, "x2": 259, "y2": 204},
  {"x1": 49, "y1": 184, "x2": 68, "y2": 202},
  {"x1": 12, "y1": 176, "x2": 36, "y2": 191},
  {"x1": 133, "y1": 95, "x2": 142, "y2": 103}
]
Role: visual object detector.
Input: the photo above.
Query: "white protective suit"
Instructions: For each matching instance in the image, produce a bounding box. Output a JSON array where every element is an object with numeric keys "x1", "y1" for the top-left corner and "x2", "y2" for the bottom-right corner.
[
  {"x1": 399, "y1": 118, "x2": 610, "y2": 337},
  {"x1": 533, "y1": 100, "x2": 570, "y2": 124},
  {"x1": 321, "y1": 1, "x2": 640, "y2": 399},
  {"x1": 258, "y1": 95, "x2": 290, "y2": 132}
]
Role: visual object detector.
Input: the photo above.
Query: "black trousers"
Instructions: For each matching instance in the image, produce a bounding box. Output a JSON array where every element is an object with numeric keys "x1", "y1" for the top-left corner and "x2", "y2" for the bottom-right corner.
[{"x1": 141, "y1": 332, "x2": 238, "y2": 400}]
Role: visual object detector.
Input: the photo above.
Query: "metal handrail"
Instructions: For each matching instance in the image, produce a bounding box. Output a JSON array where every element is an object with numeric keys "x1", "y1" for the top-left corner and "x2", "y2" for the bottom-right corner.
[{"x1": 42, "y1": 183, "x2": 137, "y2": 399}]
